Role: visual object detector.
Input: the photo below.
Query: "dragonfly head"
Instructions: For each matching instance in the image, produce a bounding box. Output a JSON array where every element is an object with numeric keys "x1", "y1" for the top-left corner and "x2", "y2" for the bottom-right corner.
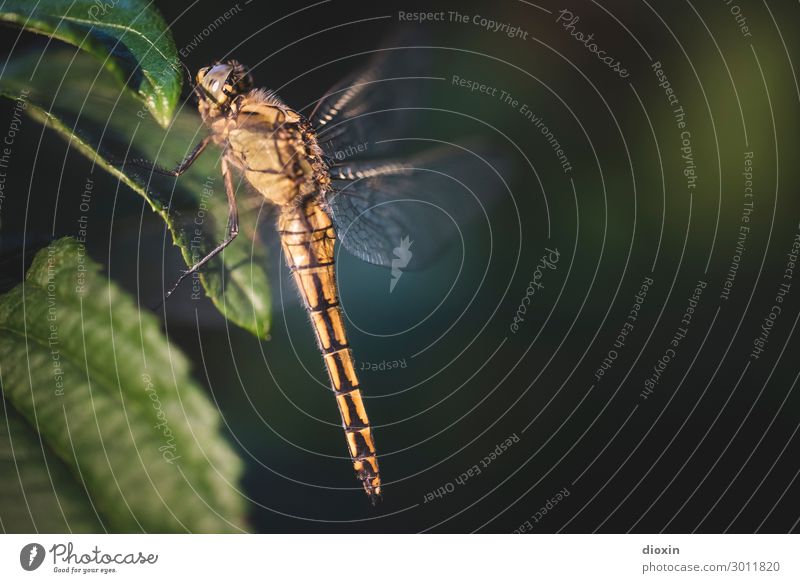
[{"x1": 195, "y1": 60, "x2": 253, "y2": 116}]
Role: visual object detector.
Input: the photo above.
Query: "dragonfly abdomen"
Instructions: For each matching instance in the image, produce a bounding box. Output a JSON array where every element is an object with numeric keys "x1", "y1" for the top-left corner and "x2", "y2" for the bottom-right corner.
[{"x1": 278, "y1": 197, "x2": 382, "y2": 502}]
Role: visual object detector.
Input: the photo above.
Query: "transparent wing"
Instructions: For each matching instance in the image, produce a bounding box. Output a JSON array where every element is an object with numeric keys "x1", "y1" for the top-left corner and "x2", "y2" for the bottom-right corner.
[
  {"x1": 324, "y1": 145, "x2": 504, "y2": 270},
  {"x1": 309, "y1": 33, "x2": 438, "y2": 160}
]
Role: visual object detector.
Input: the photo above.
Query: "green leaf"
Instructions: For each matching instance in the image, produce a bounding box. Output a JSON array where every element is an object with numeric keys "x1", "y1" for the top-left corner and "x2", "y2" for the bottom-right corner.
[
  {"x1": 0, "y1": 237, "x2": 248, "y2": 532},
  {"x1": 0, "y1": 0, "x2": 181, "y2": 127},
  {"x1": 0, "y1": 48, "x2": 272, "y2": 339},
  {"x1": 0, "y1": 402, "x2": 103, "y2": 533}
]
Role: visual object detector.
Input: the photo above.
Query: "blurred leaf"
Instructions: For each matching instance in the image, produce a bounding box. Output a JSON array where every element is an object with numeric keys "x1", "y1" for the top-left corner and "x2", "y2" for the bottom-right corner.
[
  {"x1": 0, "y1": 48, "x2": 272, "y2": 339},
  {"x1": 0, "y1": 237, "x2": 248, "y2": 532},
  {"x1": 0, "y1": 0, "x2": 181, "y2": 127},
  {"x1": 0, "y1": 402, "x2": 103, "y2": 533}
]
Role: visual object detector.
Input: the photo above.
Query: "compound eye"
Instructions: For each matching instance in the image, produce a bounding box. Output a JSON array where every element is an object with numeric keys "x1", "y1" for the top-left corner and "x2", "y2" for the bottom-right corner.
[{"x1": 209, "y1": 79, "x2": 220, "y2": 92}]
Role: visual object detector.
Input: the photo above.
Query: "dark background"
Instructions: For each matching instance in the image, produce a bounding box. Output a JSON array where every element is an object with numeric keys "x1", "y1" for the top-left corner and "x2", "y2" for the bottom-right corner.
[{"x1": 1, "y1": 0, "x2": 799, "y2": 532}]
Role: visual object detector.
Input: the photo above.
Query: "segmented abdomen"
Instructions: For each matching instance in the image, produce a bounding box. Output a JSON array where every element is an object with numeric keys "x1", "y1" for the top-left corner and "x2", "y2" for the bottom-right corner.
[{"x1": 278, "y1": 196, "x2": 382, "y2": 502}]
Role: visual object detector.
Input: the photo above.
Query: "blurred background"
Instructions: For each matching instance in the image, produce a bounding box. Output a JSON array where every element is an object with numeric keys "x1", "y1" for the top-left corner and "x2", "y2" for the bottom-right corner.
[{"x1": 0, "y1": 0, "x2": 798, "y2": 532}]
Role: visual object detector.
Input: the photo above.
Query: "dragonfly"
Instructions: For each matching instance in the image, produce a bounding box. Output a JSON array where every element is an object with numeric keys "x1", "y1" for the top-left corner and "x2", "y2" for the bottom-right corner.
[{"x1": 130, "y1": 46, "x2": 497, "y2": 503}]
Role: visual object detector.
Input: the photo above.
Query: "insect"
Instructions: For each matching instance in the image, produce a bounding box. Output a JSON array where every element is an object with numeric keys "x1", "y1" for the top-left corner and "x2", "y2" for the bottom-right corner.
[{"x1": 131, "y1": 46, "x2": 497, "y2": 503}]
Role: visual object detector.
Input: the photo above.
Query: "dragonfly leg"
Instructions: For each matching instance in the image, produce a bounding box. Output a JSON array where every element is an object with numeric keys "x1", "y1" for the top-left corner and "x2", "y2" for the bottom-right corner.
[
  {"x1": 119, "y1": 136, "x2": 211, "y2": 177},
  {"x1": 161, "y1": 158, "x2": 239, "y2": 304}
]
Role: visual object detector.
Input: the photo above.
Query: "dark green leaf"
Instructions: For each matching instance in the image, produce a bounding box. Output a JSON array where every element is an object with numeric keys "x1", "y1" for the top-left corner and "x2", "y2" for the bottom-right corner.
[
  {"x1": 0, "y1": 237, "x2": 248, "y2": 532},
  {"x1": 0, "y1": 48, "x2": 272, "y2": 339},
  {"x1": 0, "y1": 402, "x2": 103, "y2": 533},
  {"x1": 0, "y1": 0, "x2": 181, "y2": 126}
]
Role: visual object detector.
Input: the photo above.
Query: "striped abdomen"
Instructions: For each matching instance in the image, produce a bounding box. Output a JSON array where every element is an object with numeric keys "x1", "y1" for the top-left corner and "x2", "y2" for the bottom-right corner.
[{"x1": 278, "y1": 196, "x2": 382, "y2": 502}]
